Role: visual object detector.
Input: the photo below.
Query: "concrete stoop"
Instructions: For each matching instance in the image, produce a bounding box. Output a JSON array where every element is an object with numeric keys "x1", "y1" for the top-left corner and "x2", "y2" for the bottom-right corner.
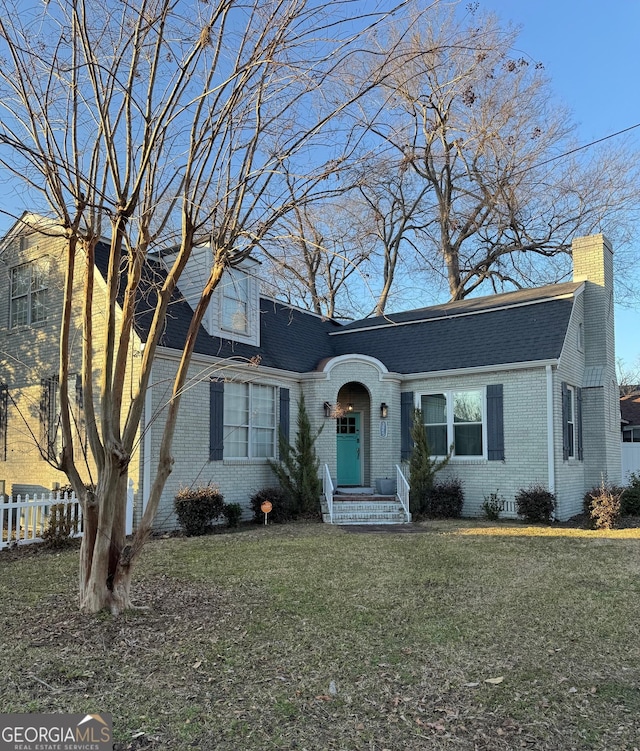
[{"x1": 322, "y1": 493, "x2": 411, "y2": 525}]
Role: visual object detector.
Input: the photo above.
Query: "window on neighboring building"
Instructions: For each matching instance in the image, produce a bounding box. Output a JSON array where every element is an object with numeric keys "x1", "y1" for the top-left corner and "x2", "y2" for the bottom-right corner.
[
  {"x1": 623, "y1": 427, "x2": 640, "y2": 442},
  {"x1": 40, "y1": 375, "x2": 85, "y2": 462},
  {"x1": 10, "y1": 258, "x2": 48, "y2": 327},
  {"x1": 420, "y1": 390, "x2": 484, "y2": 457},
  {"x1": 223, "y1": 382, "x2": 276, "y2": 458},
  {"x1": 221, "y1": 268, "x2": 249, "y2": 335},
  {"x1": 0, "y1": 383, "x2": 7, "y2": 462}
]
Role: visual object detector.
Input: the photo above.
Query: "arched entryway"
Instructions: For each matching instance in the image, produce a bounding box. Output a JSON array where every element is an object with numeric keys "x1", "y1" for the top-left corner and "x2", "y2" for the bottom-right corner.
[{"x1": 336, "y1": 382, "x2": 371, "y2": 487}]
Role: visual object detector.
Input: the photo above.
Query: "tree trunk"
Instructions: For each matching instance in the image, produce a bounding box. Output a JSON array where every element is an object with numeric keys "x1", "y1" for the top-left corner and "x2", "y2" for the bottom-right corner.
[{"x1": 78, "y1": 470, "x2": 132, "y2": 614}]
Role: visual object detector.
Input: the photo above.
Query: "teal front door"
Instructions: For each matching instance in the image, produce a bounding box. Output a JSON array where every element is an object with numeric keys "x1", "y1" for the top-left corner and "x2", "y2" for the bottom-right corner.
[{"x1": 336, "y1": 414, "x2": 361, "y2": 486}]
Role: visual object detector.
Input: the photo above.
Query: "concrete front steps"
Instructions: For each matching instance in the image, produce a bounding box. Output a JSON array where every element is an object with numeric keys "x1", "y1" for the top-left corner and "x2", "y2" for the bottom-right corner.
[{"x1": 322, "y1": 489, "x2": 411, "y2": 525}]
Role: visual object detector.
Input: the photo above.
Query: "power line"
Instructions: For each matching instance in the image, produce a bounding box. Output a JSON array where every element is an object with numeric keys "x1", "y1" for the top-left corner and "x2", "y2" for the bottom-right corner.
[{"x1": 523, "y1": 122, "x2": 640, "y2": 175}]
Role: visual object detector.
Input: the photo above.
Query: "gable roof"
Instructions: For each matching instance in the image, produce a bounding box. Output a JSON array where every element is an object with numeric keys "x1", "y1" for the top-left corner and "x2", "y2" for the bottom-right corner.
[
  {"x1": 331, "y1": 296, "x2": 574, "y2": 374},
  {"x1": 336, "y1": 282, "x2": 581, "y2": 332},
  {"x1": 93, "y1": 241, "x2": 579, "y2": 376},
  {"x1": 93, "y1": 241, "x2": 339, "y2": 373}
]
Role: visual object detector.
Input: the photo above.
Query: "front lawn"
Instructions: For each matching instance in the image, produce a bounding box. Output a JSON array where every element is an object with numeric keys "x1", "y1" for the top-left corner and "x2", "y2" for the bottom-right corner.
[{"x1": 1, "y1": 520, "x2": 639, "y2": 750}]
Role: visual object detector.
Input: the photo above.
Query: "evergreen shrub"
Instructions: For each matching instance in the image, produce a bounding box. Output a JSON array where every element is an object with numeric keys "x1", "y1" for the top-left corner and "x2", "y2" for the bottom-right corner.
[{"x1": 174, "y1": 485, "x2": 225, "y2": 536}]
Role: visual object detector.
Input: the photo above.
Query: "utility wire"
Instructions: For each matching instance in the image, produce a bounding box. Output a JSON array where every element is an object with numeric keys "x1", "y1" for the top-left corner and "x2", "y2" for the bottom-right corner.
[{"x1": 517, "y1": 122, "x2": 640, "y2": 176}]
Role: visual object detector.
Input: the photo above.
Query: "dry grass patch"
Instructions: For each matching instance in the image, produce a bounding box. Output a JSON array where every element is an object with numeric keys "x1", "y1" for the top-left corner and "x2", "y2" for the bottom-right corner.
[{"x1": 1, "y1": 521, "x2": 639, "y2": 749}]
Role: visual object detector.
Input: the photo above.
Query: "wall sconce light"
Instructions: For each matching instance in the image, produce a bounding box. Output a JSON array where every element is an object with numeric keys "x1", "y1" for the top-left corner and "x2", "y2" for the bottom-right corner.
[
  {"x1": 323, "y1": 401, "x2": 332, "y2": 418},
  {"x1": 347, "y1": 403, "x2": 354, "y2": 412},
  {"x1": 380, "y1": 402, "x2": 388, "y2": 419}
]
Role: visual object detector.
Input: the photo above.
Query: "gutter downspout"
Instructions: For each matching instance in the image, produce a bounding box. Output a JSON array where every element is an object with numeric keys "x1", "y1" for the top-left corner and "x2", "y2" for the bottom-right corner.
[{"x1": 546, "y1": 365, "x2": 555, "y2": 496}]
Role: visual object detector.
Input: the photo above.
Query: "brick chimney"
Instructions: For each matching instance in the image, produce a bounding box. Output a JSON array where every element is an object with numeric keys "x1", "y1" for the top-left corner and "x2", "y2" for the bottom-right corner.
[{"x1": 571, "y1": 233, "x2": 620, "y2": 485}]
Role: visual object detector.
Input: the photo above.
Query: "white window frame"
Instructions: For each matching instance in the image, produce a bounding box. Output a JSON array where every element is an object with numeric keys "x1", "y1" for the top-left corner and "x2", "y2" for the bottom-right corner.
[
  {"x1": 418, "y1": 389, "x2": 486, "y2": 459},
  {"x1": 566, "y1": 384, "x2": 576, "y2": 458},
  {"x1": 223, "y1": 382, "x2": 276, "y2": 459},
  {"x1": 221, "y1": 267, "x2": 249, "y2": 335},
  {"x1": 209, "y1": 265, "x2": 260, "y2": 347},
  {"x1": 622, "y1": 427, "x2": 640, "y2": 443},
  {"x1": 10, "y1": 258, "x2": 48, "y2": 328}
]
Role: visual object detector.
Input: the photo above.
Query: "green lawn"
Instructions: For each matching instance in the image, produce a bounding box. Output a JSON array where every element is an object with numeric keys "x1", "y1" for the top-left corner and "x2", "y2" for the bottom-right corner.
[{"x1": 1, "y1": 520, "x2": 640, "y2": 750}]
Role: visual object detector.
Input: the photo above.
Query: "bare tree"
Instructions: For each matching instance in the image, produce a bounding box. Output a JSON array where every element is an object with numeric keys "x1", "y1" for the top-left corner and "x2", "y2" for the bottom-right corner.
[
  {"x1": 617, "y1": 358, "x2": 640, "y2": 396},
  {"x1": 259, "y1": 185, "x2": 374, "y2": 319},
  {"x1": 0, "y1": 0, "x2": 402, "y2": 613},
  {"x1": 348, "y1": 3, "x2": 640, "y2": 306}
]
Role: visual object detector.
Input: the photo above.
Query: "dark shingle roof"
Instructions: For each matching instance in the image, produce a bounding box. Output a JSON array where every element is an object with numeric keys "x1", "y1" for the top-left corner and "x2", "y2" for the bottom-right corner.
[
  {"x1": 337, "y1": 282, "x2": 581, "y2": 332},
  {"x1": 94, "y1": 241, "x2": 338, "y2": 373},
  {"x1": 94, "y1": 242, "x2": 576, "y2": 375},
  {"x1": 331, "y1": 297, "x2": 574, "y2": 373},
  {"x1": 621, "y1": 392, "x2": 640, "y2": 426}
]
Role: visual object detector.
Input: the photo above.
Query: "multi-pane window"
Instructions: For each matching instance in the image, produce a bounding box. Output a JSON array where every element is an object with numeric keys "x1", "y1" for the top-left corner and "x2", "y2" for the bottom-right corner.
[
  {"x1": 221, "y1": 268, "x2": 249, "y2": 334},
  {"x1": 422, "y1": 393, "x2": 447, "y2": 455},
  {"x1": 623, "y1": 428, "x2": 640, "y2": 442},
  {"x1": 40, "y1": 375, "x2": 85, "y2": 462},
  {"x1": 10, "y1": 258, "x2": 48, "y2": 327},
  {"x1": 421, "y1": 390, "x2": 484, "y2": 457},
  {"x1": 223, "y1": 382, "x2": 275, "y2": 458},
  {"x1": 453, "y1": 391, "x2": 483, "y2": 456}
]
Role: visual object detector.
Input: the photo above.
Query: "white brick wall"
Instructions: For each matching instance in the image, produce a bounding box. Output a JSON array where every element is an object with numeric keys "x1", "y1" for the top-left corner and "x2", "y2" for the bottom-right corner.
[{"x1": 146, "y1": 354, "x2": 301, "y2": 531}]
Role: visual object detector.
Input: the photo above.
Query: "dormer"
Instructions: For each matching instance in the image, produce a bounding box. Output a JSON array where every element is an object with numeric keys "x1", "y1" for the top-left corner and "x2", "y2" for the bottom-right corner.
[{"x1": 164, "y1": 245, "x2": 260, "y2": 346}]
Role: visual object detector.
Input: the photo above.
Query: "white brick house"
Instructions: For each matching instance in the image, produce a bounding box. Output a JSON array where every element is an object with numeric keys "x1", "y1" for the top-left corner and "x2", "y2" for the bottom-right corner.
[{"x1": 0, "y1": 221, "x2": 621, "y2": 525}]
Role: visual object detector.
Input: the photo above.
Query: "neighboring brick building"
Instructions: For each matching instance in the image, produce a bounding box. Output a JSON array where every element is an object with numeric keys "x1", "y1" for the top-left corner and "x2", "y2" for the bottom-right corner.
[{"x1": 0, "y1": 218, "x2": 621, "y2": 524}]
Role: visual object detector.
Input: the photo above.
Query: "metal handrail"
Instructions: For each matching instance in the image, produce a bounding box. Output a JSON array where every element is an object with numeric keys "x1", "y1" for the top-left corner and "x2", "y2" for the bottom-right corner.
[
  {"x1": 396, "y1": 464, "x2": 411, "y2": 522},
  {"x1": 322, "y1": 463, "x2": 334, "y2": 523}
]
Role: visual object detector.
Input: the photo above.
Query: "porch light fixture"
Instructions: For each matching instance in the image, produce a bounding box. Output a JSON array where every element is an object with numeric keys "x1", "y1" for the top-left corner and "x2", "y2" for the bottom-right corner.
[
  {"x1": 380, "y1": 402, "x2": 388, "y2": 419},
  {"x1": 323, "y1": 401, "x2": 332, "y2": 418},
  {"x1": 347, "y1": 403, "x2": 354, "y2": 412}
]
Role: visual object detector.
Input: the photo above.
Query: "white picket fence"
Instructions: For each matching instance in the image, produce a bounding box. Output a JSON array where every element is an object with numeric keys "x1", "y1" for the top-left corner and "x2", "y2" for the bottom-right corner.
[{"x1": 0, "y1": 480, "x2": 134, "y2": 551}]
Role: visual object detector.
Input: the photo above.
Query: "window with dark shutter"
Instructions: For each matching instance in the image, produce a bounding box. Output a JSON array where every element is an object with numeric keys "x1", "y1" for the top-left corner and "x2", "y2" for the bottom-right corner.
[
  {"x1": 561, "y1": 381, "x2": 577, "y2": 460},
  {"x1": 40, "y1": 376, "x2": 59, "y2": 461}
]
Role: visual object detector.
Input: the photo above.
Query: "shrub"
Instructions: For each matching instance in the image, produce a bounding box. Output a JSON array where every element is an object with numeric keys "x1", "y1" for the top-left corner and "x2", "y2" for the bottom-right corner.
[
  {"x1": 482, "y1": 491, "x2": 505, "y2": 521},
  {"x1": 515, "y1": 484, "x2": 556, "y2": 523},
  {"x1": 584, "y1": 480, "x2": 623, "y2": 530},
  {"x1": 621, "y1": 472, "x2": 640, "y2": 516},
  {"x1": 250, "y1": 487, "x2": 295, "y2": 524},
  {"x1": 174, "y1": 485, "x2": 225, "y2": 536},
  {"x1": 269, "y1": 394, "x2": 322, "y2": 517},
  {"x1": 42, "y1": 502, "x2": 79, "y2": 548},
  {"x1": 423, "y1": 478, "x2": 464, "y2": 518},
  {"x1": 408, "y1": 408, "x2": 450, "y2": 514},
  {"x1": 223, "y1": 502, "x2": 243, "y2": 528}
]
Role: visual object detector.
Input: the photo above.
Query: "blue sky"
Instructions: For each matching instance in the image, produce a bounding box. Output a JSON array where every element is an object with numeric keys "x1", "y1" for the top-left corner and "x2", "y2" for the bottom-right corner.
[{"x1": 477, "y1": 0, "x2": 640, "y2": 368}]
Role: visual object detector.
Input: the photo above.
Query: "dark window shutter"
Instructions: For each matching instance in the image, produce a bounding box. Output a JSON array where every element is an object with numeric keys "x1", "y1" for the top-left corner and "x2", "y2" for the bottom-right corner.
[
  {"x1": 400, "y1": 392, "x2": 414, "y2": 461},
  {"x1": 279, "y1": 388, "x2": 290, "y2": 444},
  {"x1": 209, "y1": 379, "x2": 224, "y2": 461},
  {"x1": 0, "y1": 383, "x2": 7, "y2": 462},
  {"x1": 40, "y1": 376, "x2": 57, "y2": 460},
  {"x1": 576, "y1": 387, "x2": 583, "y2": 461},
  {"x1": 486, "y1": 384, "x2": 505, "y2": 461},
  {"x1": 561, "y1": 381, "x2": 569, "y2": 461},
  {"x1": 75, "y1": 374, "x2": 86, "y2": 450}
]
